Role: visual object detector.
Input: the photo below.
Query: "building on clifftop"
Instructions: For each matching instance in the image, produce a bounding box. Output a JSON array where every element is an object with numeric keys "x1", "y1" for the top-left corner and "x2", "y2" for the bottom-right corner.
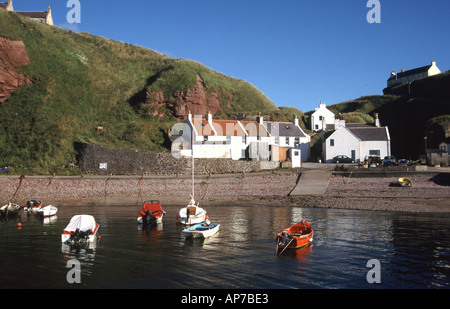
[
  {"x1": 0, "y1": 0, "x2": 53, "y2": 26},
  {"x1": 387, "y1": 60, "x2": 441, "y2": 88}
]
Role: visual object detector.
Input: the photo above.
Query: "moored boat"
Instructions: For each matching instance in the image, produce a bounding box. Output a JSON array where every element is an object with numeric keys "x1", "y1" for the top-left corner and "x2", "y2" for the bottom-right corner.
[
  {"x1": 181, "y1": 220, "x2": 220, "y2": 239},
  {"x1": 276, "y1": 221, "x2": 313, "y2": 255},
  {"x1": 0, "y1": 202, "x2": 21, "y2": 217},
  {"x1": 177, "y1": 196, "x2": 208, "y2": 225},
  {"x1": 25, "y1": 200, "x2": 43, "y2": 213},
  {"x1": 61, "y1": 215, "x2": 100, "y2": 245},
  {"x1": 137, "y1": 200, "x2": 166, "y2": 225},
  {"x1": 37, "y1": 205, "x2": 58, "y2": 218},
  {"x1": 398, "y1": 177, "x2": 412, "y2": 187}
]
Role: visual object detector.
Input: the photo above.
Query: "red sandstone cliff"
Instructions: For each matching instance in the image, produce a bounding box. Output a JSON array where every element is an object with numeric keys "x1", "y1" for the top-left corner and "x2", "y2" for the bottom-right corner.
[
  {"x1": 0, "y1": 36, "x2": 32, "y2": 103},
  {"x1": 144, "y1": 74, "x2": 232, "y2": 119}
]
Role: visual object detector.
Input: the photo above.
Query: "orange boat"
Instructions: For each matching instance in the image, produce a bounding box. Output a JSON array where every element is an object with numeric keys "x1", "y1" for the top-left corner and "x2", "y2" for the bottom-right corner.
[{"x1": 276, "y1": 221, "x2": 313, "y2": 255}]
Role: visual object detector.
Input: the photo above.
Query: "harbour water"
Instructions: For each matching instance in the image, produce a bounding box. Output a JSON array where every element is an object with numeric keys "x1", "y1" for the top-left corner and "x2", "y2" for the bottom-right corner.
[{"x1": 0, "y1": 203, "x2": 449, "y2": 289}]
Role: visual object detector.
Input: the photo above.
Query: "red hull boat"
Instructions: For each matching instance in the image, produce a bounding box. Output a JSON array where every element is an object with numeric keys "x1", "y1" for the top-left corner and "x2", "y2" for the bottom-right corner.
[{"x1": 276, "y1": 221, "x2": 313, "y2": 255}]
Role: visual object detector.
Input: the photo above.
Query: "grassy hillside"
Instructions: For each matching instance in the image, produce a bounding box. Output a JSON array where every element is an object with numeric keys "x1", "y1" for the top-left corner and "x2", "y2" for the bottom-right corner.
[{"x1": 0, "y1": 10, "x2": 279, "y2": 174}]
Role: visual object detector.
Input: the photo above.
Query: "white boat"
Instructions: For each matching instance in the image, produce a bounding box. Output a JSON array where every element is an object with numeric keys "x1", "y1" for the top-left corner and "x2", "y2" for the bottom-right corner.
[
  {"x1": 37, "y1": 205, "x2": 58, "y2": 218},
  {"x1": 61, "y1": 215, "x2": 100, "y2": 245},
  {"x1": 177, "y1": 196, "x2": 207, "y2": 225},
  {"x1": 25, "y1": 200, "x2": 43, "y2": 213},
  {"x1": 177, "y1": 143, "x2": 208, "y2": 225},
  {"x1": 181, "y1": 220, "x2": 220, "y2": 239},
  {"x1": 0, "y1": 202, "x2": 21, "y2": 217}
]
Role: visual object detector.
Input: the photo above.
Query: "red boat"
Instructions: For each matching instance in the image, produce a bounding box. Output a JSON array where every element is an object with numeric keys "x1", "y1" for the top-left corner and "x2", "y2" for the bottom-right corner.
[
  {"x1": 137, "y1": 201, "x2": 166, "y2": 225},
  {"x1": 276, "y1": 221, "x2": 313, "y2": 255}
]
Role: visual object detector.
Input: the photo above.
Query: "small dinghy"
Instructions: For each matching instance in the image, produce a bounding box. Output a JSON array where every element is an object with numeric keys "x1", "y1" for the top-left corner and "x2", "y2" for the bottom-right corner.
[
  {"x1": 181, "y1": 220, "x2": 220, "y2": 239},
  {"x1": 177, "y1": 196, "x2": 208, "y2": 226},
  {"x1": 37, "y1": 205, "x2": 58, "y2": 218},
  {"x1": 276, "y1": 221, "x2": 313, "y2": 255},
  {"x1": 61, "y1": 215, "x2": 100, "y2": 246},
  {"x1": 0, "y1": 202, "x2": 21, "y2": 217},
  {"x1": 398, "y1": 177, "x2": 412, "y2": 187},
  {"x1": 137, "y1": 201, "x2": 166, "y2": 225}
]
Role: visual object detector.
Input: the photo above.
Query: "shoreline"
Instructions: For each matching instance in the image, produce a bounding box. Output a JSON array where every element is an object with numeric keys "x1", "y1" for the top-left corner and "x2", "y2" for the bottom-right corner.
[{"x1": 1, "y1": 170, "x2": 449, "y2": 213}]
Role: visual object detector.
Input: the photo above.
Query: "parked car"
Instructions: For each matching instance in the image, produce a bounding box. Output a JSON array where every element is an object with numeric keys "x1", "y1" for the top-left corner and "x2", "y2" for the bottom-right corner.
[
  {"x1": 333, "y1": 155, "x2": 355, "y2": 163},
  {"x1": 382, "y1": 156, "x2": 396, "y2": 166},
  {"x1": 367, "y1": 156, "x2": 382, "y2": 166}
]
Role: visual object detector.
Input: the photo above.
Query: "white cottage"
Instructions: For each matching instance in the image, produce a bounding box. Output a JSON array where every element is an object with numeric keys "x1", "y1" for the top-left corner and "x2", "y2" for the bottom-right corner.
[
  {"x1": 176, "y1": 112, "x2": 309, "y2": 166},
  {"x1": 323, "y1": 115, "x2": 391, "y2": 163},
  {"x1": 311, "y1": 101, "x2": 335, "y2": 132},
  {"x1": 387, "y1": 60, "x2": 441, "y2": 88}
]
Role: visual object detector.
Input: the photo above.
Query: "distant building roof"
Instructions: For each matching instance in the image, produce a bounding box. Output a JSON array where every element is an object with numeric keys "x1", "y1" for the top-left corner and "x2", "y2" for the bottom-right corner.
[
  {"x1": 15, "y1": 11, "x2": 47, "y2": 19},
  {"x1": 0, "y1": 3, "x2": 7, "y2": 9},
  {"x1": 387, "y1": 64, "x2": 432, "y2": 81}
]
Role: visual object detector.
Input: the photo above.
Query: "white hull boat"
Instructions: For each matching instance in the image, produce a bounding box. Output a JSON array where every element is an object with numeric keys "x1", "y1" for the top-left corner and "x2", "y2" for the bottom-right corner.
[
  {"x1": 0, "y1": 202, "x2": 21, "y2": 217},
  {"x1": 61, "y1": 215, "x2": 100, "y2": 245},
  {"x1": 177, "y1": 197, "x2": 207, "y2": 225},
  {"x1": 182, "y1": 221, "x2": 220, "y2": 239},
  {"x1": 137, "y1": 201, "x2": 166, "y2": 225},
  {"x1": 37, "y1": 205, "x2": 58, "y2": 218}
]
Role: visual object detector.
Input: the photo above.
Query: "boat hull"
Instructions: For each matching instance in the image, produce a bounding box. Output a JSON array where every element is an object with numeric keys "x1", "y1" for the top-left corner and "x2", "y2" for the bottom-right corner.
[
  {"x1": 177, "y1": 205, "x2": 207, "y2": 225},
  {"x1": 276, "y1": 221, "x2": 313, "y2": 254},
  {"x1": 0, "y1": 203, "x2": 21, "y2": 217},
  {"x1": 37, "y1": 205, "x2": 58, "y2": 218},
  {"x1": 182, "y1": 223, "x2": 220, "y2": 239},
  {"x1": 137, "y1": 201, "x2": 166, "y2": 225}
]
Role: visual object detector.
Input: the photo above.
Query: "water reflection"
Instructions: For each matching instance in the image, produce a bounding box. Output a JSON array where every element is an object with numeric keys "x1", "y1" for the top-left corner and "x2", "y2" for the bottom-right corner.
[{"x1": 0, "y1": 205, "x2": 448, "y2": 289}]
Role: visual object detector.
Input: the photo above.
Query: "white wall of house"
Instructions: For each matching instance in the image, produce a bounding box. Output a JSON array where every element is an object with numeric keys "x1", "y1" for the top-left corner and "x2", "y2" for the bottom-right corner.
[
  {"x1": 311, "y1": 101, "x2": 335, "y2": 132},
  {"x1": 359, "y1": 140, "x2": 390, "y2": 159},
  {"x1": 323, "y1": 127, "x2": 360, "y2": 163}
]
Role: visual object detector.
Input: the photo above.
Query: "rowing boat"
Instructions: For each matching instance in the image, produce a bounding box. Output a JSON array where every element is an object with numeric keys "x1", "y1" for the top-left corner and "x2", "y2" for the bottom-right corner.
[
  {"x1": 181, "y1": 220, "x2": 220, "y2": 239},
  {"x1": 276, "y1": 221, "x2": 313, "y2": 255}
]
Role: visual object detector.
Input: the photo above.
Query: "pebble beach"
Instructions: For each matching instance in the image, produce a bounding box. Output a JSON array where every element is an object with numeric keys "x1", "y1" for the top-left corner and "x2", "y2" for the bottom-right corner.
[{"x1": 1, "y1": 170, "x2": 449, "y2": 213}]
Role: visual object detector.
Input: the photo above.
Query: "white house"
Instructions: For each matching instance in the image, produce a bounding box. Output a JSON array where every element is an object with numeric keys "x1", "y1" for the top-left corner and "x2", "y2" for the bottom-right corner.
[
  {"x1": 311, "y1": 101, "x2": 335, "y2": 132},
  {"x1": 176, "y1": 112, "x2": 310, "y2": 166},
  {"x1": 387, "y1": 60, "x2": 441, "y2": 88},
  {"x1": 322, "y1": 115, "x2": 391, "y2": 163},
  {"x1": 264, "y1": 115, "x2": 311, "y2": 163}
]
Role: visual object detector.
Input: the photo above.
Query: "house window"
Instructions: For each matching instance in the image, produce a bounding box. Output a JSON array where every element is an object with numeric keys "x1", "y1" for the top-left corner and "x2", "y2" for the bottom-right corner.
[
  {"x1": 285, "y1": 137, "x2": 289, "y2": 145},
  {"x1": 319, "y1": 116, "x2": 323, "y2": 121},
  {"x1": 275, "y1": 137, "x2": 279, "y2": 144},
  {"x1": 369, "y1": 150, "x2": 380, "y2": 156},
  {"x1": 330, "y1": 139, "x2": 334, "y2": 146},
  {"x1": 315, "y1": 125, "x2": 319, "y2": 130},
  {"x1": 295, "y1": 137, "x2": 300, "y2": 145}
]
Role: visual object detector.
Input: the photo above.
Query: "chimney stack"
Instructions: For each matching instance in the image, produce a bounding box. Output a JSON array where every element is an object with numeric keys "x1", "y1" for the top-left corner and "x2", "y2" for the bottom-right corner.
[{"x1": 375, "y1": 113, "x2": 380, "y2": 127}]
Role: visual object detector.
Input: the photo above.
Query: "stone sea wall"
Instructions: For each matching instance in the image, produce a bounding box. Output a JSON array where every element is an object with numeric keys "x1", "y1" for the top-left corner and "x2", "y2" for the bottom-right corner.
[{"x1": 76, "y1": 143, "x2": 279, "y2": 176}]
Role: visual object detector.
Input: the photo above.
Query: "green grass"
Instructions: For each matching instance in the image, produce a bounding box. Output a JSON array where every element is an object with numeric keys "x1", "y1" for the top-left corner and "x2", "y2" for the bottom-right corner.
[{"x1": 0, "y1": 10, "x2": 280, "y2": 174}]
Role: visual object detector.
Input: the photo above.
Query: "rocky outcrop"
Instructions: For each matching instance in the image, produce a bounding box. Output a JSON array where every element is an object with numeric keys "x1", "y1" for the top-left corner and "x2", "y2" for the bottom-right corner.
[
  {"x1": 0, "y1": 36, "x2": 32, "y2": 103},
  {"x1": 144, "y1": 74, "x2": 232, "y2": 119}
]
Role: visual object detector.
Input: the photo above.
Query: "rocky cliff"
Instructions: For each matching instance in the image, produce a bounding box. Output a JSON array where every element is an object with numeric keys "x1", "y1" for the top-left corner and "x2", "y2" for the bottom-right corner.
[{"x1": 0, "y1": 36, "x2": 32, "y2": 103}]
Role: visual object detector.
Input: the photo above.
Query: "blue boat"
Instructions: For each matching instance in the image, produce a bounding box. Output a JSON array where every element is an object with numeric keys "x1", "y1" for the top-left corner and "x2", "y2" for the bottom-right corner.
[{"x1": 181, "y1": 220, "x2": 220, "y2": 239}]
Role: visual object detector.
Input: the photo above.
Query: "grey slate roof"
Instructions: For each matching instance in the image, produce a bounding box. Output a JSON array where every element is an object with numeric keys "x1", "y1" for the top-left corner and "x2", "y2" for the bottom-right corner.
[
  {"x1": 346, "y1": 124, "x2": 389, "y2": 141},
  {"x1": 265, "y1": 122, "x2": 306, "y2": 137},
  {"x1": 387, "y1": 64, "x2": 431, "y2": 81},
  {"x1": 15, "y1": 11, "x2": 47, "y2": 19}
]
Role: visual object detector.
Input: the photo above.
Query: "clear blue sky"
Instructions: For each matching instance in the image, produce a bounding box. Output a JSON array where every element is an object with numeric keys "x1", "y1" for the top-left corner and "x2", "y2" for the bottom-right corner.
[{"x1": 14, "y1": 0, "x2": 450, "y2": 113}]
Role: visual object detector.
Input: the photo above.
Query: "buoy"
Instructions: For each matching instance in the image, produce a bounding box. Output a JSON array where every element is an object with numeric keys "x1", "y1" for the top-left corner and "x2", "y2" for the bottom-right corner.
[{"x1": 17, "y1": 222, "x2": 22, "y2": 227}]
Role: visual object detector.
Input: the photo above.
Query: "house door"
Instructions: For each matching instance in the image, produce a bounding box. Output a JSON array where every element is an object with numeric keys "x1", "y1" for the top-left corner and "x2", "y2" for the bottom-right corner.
[{"x1": 351, "y1": 150, "x2": 356, "y2": 160}]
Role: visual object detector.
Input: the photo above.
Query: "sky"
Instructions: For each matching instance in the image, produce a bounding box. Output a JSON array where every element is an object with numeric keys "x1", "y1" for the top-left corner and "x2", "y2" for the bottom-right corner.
[{"x1": 12, "y1": 0, "x2": 450, "y2": 113}]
